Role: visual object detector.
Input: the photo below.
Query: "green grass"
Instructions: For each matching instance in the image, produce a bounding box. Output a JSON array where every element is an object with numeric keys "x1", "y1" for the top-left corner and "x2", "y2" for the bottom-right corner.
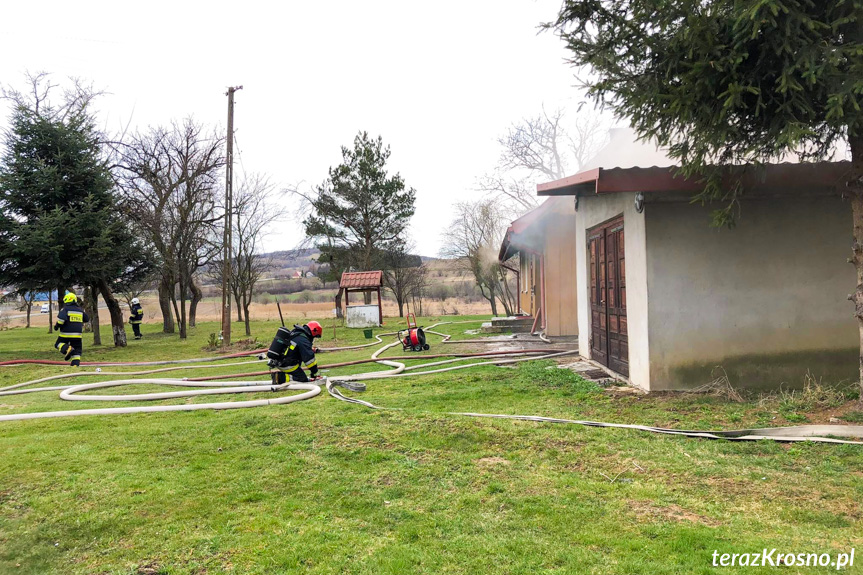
[{"x1": 0, "y1": 316, "x2": 862, "y2": 574}]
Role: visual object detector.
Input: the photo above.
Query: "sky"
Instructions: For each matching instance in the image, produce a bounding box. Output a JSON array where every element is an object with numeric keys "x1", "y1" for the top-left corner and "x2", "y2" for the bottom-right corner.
[{"x1": 0, "y1": 0, "x2": 592, "y2": 256}]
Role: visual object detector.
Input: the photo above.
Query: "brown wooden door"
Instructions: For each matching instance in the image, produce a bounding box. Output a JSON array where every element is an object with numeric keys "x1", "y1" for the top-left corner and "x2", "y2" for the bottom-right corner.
[{"x1": 587, "y1": 217, "x2": 628, "y2": 376}]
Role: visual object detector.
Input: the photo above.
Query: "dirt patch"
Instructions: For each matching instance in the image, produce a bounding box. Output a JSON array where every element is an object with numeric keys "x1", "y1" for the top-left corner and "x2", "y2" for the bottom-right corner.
[
  {"x1": 604, "y1": 386, "x2": 644, "y2": 397},
  {"x1": 628, "y1": 499, "x2": 722, "y2": 527},
  {"x1": 803, "y1": 400, "x2": 863, "y2": 425},
  {"x1": 135, "y1": 562, "x2": 161, "y2": 575}
]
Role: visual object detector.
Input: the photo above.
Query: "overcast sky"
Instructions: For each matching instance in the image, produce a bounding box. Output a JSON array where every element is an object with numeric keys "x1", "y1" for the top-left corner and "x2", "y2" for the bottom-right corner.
[{"x1": 0, "y1": 0, "x2": 591, "y2": 256}]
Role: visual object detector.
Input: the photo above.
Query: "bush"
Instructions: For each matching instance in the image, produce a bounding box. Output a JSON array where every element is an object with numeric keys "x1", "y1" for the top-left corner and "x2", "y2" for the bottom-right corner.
[
  {"x1": 297, "y1": 290, "x2": 313, "y2": 304},
  {"x1": 427, "y1": 284, "x2": 452, "y2": 301},
  {"x1": 256, "y1": 292, "x2": 274, "y2": 305}
]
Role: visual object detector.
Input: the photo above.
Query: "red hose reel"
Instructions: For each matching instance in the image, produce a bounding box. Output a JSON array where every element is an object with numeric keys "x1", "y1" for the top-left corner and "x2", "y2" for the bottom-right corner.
[{"x1": 399, "y1": 314, "x2": 430, "y2": 352}]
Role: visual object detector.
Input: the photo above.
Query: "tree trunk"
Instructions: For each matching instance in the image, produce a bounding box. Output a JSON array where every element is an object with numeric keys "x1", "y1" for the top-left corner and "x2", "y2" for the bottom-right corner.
[
  {"x1": 170, "y1": 291, "x2": 182, "y2": 338},
  {"x1": 47, "y1": 291, "x2": 53, "y2": 334},
  {"x1": 482, "y1": 284, "x2": 499, "y2": 316},
  {"x1": 397, "y1": 299, "x2": 404, "y2": 317},
  {"x1": 189, "y1": 280, "x2": 202, "y2": 327},
  {"x1": 243, "y1": 295, "x2": 251, "y2": 336},
  {"x1": 334, "y1": 290, "x2": 343, "y2": 319},
  {"x1": 89, "y1": 284, "x2": 102, "y2": 346},
  {"x1": 25, "y1": 299, "x2": 31, "y2": 328},
  {"x1": 177, "y1": 275, "x2": 188, "y2": 340},
  {"x1": 97, "y1": 279, "x2": 127, "y2": 347},
  {"x1": 158, "y1": 276, "x2": 175, "y2": 334},
  {"x1": 234, "y1": 287, "x2": 243, "y2": 322},
  {"x1": 848, "y1": 135, "x2": 863, "y2": 404}
]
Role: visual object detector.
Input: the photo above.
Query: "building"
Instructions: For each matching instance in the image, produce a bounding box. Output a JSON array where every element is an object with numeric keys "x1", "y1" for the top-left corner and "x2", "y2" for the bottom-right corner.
[
  {"x1": 499, "y1": 197, "x2": 578, "y2": 337},
  {"x1": 505, "y1": 129, "x2": 857, "y2": 391}
]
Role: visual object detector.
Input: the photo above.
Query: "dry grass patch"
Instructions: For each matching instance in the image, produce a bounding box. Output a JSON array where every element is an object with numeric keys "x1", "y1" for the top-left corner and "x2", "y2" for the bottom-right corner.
[
  {"x1": 627, "y1": 499, "x2": 722, "y2": 527},
  {"x1": 476, "y1": 456, "x2": 511, "y2": 466}
]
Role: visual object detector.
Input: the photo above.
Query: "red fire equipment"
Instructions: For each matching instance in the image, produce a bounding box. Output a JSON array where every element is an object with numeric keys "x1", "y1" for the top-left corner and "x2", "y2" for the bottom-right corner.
[{"x1": 399, "y1": 314, "x2": 429, "y2": 352}]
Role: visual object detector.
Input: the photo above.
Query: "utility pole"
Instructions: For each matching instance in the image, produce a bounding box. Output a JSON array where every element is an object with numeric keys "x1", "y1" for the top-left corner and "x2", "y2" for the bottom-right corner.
[{"x1": 221, "y1": 85, "x2": 242, "y2": 347}]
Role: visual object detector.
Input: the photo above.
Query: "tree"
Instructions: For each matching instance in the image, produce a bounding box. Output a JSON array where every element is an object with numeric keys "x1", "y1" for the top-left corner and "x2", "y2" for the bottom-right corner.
[
  {"x1": 382, "y1": 240, "x2": 425, "y2": 317},
  {"x1": 116, "y1": 119, "x2": 224, "y2": 338},
  {"x1": 440, "y1": 199, "x2": 517, "y2": 316},
  {"x1": 0, "y1": 74, "x2": 150, "y2": 346},
  {"x1": 20, "y1": 289, "x2": 35, "y2": 328},
  {"x1": 303, "y1": 132, "x2": 416, "y2": 288},
  {"x1": 210, "y1": 174, "x2": 283, "y2": 335},
  {"x1": 82, "y1": 284, "x2": 101, "y2": 346},
  {"x1": 478, "y1": 107, "x2": 608, "y2": 212},
  {"x1": 547, "y1": 0, "x2": 863, "y2": 395}
]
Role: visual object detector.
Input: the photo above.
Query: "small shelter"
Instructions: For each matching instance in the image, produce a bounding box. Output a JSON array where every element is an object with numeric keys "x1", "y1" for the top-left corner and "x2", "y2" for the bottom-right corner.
[{"x1": 338, "y1": 271, "x2": 383, "y2": 328}]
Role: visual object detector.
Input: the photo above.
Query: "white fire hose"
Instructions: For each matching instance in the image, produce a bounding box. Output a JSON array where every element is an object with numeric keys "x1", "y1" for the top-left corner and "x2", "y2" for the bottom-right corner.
[{"x1": 1, "y1": 321, "x2": 862, "y2": 444}]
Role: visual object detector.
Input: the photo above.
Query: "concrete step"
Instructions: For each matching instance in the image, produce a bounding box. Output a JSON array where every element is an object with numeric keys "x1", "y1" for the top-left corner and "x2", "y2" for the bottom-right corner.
[
  {"x1": 481, "y1": 323, "x2": 533, "y2": 334},
  {"x1": 490, "y1": 316, "x2": 534, "y2": 327}
]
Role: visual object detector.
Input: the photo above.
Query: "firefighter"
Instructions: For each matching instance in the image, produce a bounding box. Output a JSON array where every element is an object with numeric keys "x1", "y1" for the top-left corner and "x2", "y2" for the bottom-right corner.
[
  {"x1": 129, "y1": 297, "x2": 144, "y2": 339},
  {"x1": 54, "y1": 292, "x2": 89, "y2": 367},
  {"x1": 266, "y1": 321, "x2": 323, "y2": 384}
]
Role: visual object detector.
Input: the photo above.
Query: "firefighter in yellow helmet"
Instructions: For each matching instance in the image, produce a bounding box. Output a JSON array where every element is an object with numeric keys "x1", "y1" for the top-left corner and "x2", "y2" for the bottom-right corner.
[{"x1": 53, "y1": 292, "x2": 89, "y2": 366}]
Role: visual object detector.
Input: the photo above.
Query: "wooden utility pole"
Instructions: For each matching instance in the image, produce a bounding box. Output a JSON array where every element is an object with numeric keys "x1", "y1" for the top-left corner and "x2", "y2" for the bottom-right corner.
[{"x1": 221, "y1": 85, "x2": 242, "y2": 347}]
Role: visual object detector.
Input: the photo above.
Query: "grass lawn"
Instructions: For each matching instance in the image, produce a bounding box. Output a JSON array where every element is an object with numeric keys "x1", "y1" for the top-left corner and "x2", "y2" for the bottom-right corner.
[{"x1": 1, "y1": 315, "x2": 862, "y2": 574}]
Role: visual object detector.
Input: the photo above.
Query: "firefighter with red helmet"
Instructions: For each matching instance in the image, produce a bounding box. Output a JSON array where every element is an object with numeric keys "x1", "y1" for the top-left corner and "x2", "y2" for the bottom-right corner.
[{"x1": 266, "y1": 321, "x2": 323, "y2": 384}]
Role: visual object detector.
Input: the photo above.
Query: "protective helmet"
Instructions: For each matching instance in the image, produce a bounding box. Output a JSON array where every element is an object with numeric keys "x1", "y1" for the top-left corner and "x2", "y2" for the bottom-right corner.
[
  {"x1": 131, "y1": 297, "x2": 140, "y2": 305},
  {"x1": 306, "y1": 321, "x2": 323, "y2": 338},
  {"x1": 63, "y1": 293, "x2": 77, "y2": 304}
]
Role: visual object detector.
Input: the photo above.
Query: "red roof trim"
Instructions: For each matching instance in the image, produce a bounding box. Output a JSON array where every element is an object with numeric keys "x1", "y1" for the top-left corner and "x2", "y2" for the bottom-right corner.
[
  {"x1": 537, "y1": 162, "x2": 851, "y2": 196},
  {"x1": 536, "y1": 168, "x2": 600, "y2": 195}
]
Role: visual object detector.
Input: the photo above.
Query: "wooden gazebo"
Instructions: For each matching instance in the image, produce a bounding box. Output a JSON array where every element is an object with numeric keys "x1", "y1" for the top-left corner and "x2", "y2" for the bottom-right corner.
[{"x1": 337, "y1": 271, "x2": 383, "y2": 327}]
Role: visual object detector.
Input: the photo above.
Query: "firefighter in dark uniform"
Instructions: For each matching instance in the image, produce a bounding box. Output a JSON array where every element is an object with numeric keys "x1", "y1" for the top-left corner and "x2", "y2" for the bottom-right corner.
[
  {"x1": 54, "y1": 292, "x2": 89, "y2": 367},
  {"x1": 267, "y1": 321, "x2": 323, "y2": 384},
  {"x1": 129, "y1": 297, "x2": 144, "y2": 339}
]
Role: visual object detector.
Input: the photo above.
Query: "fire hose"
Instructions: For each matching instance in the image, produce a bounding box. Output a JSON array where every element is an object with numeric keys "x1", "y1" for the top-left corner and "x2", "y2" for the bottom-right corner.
[{"x1": 1, "y1": 322, "x2": 862, "y2": 444}]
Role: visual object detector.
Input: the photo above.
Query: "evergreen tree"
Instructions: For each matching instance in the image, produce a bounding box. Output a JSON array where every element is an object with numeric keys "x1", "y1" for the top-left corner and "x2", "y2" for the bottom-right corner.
[
  {"x1": 304, "y1": 132, "x2": 416, "y2": 281},
  {"x1": 0, "y1": 76, "x2": 151, "y2": 346}
]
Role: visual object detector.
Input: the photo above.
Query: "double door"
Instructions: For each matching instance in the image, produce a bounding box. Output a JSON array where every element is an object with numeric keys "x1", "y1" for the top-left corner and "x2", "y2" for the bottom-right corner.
[{"x1": 588, "y1": 216, "x2": 628, "y2": 376}]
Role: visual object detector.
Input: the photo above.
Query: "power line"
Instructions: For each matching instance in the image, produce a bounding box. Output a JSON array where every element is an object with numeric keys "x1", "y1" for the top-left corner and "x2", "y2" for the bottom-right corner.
[{"x1": 233, "y1": 132, "x2": 248, "y2": 183}]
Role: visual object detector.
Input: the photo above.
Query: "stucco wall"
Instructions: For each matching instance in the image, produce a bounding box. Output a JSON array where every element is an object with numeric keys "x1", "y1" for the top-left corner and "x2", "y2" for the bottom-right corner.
[
  {"x1": 544, "y1": 210, "x2": 579, "y2": 337},
  {"x1": 575, "y1": 193, "x2": 651, "y2": 389},
  {"x1": 645, "y1": 197, "x2": 857, "y2": 390}
]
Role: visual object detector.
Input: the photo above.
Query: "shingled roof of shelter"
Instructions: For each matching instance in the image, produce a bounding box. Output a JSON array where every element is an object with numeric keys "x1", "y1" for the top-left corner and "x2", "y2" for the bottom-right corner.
[{"x1": 339, "y1": 271, "x2": 383, "y2": 289}]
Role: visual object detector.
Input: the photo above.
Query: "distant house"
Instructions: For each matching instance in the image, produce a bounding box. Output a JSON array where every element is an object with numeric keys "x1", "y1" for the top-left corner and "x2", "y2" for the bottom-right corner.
[
  {"x1": 503, "y1": 128, "x2": 856, "y2": 391},
  {"x1": 292, "y1": 271, "x2": 303, "y2": 279}
]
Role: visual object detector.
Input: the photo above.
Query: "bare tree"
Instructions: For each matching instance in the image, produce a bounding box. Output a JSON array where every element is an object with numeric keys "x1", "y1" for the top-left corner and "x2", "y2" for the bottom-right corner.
[
  {"x1": 408, "y1": 263, "x2": 430, "y2": 317},
  {"x1": 210, "y1": 174, "x2": 283, "y2": 335},
  {"x1": 117, "y1": 274, "x2": 155, "y2": 307},
  {"x1": 440, "y1": 200, "x2": 517, "y2": 316},
  {"x1": 115, "y1": 118, "x2": 225, "y2": 338},
  {"x1": 12, "y1": 289, "x2": 36, "y2": 328},
  {"x1": 382, "y1": 240, "x2": 425, "y2": 317},
  {"x1": 479, "y1": 106, "x2": 609, "y2": 212}
]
